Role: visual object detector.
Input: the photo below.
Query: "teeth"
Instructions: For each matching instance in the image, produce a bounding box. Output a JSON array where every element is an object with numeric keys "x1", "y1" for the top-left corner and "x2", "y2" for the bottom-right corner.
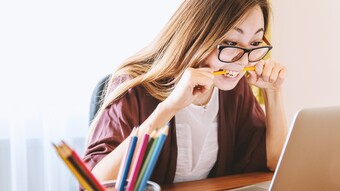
[{"x1": 223, "y1": 70, "x2": 240, "y2": 78}]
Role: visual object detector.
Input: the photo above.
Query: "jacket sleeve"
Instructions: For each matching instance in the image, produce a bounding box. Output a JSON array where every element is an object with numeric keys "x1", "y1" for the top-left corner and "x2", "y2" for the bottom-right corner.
[
  {"x1": 232, "y1": 78, "x2": 269, "y2": 173},
  {"x1": 83, "y1": 76, "x2": 140, "y2": 170}
]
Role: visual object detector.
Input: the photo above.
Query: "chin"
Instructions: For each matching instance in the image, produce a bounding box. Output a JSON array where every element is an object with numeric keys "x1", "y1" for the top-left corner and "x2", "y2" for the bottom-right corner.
[
  {"x1": 216, "y1": 83, "x2": 238, "y2": 91},
  {"x1": 214, "y1": 75, "x2": 243, "y2": 91}
]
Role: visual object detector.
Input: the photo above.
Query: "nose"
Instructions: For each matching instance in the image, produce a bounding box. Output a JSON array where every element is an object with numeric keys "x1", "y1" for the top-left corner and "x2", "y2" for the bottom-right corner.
[{"x1": 237, "y1": 52, "x2": 249, "y2": 66}]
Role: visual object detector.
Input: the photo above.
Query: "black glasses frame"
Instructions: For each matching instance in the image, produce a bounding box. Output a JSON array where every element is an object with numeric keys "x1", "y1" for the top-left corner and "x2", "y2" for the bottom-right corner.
[
  {"x1": 217, "y1": 45, "x2": 273, "y2": 63},
  {"x1": 217, "y1": 36, "x2": 273, "y2": 63}
]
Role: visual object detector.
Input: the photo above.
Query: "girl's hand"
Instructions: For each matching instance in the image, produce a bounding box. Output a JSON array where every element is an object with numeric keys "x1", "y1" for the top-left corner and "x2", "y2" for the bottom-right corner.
[
  {"x1": 163, "y1": 67, "x2": 214, "y2": 112},
  {"x1": 247, "y1": 59, "x2": 287, "y2": 92}
]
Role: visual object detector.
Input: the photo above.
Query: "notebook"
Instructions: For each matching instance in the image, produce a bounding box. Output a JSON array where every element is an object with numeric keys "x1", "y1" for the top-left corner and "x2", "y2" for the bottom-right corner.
[{"x1": 229, "y1": 106, "x2": 340, "y2": 191}]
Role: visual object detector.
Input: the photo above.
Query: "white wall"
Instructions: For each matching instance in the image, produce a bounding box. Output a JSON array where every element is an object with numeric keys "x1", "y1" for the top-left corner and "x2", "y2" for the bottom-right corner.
[
  {"x1": 271, "y1": 0, "x2": 340, "y2": 124},
  {"x1": 0, "y1": 0, "x2": 181, "y2": 121}
]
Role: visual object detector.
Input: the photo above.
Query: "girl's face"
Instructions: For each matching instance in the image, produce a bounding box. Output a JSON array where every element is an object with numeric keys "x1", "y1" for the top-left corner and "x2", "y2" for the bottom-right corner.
[{"x1": 203, "y1": 5, "x2": 265, "y2": 91}]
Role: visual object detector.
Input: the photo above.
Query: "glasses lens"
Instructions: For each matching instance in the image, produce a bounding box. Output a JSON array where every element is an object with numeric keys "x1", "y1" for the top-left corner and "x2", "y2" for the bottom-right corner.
[
  {"x1": 219, "y1": 47, "x2": 244, "y2": 62},
  {"x1": 249, "y1": 47, "x2": 270, "y2": 62}
]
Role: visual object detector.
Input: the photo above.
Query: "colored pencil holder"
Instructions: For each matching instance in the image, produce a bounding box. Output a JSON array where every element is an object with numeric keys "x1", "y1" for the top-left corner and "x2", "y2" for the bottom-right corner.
[{"x1": 100, "y1": 180, "x2": 161, "y2": 191}]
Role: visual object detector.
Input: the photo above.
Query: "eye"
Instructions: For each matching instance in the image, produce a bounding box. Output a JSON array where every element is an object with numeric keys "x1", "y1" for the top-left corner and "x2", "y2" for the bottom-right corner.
[
  {"x1": 224, "y1": 41, "x2": 237, "y2": 46},
  {"x1": 251, "y1": 41, "x2": 263, "y2": 46}
]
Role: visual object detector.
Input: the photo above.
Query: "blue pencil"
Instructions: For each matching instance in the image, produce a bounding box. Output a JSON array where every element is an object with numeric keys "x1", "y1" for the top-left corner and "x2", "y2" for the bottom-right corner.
[
  {"x1": 136, "y1": 125, "x2": 169, "y2": 191},
  {"x1": 115, "y1": 128, "x2": 139, "y2": 191}
]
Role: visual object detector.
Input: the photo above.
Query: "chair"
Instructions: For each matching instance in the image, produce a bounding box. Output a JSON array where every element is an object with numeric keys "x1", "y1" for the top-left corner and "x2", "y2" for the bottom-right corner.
[{"x1": 89, "y1": 74, "x2": 111, "y2": 126}]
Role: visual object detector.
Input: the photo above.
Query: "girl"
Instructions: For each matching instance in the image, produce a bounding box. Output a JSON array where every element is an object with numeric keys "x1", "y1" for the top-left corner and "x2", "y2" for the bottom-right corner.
[{"x1": 84, "y1": 0, "x2": 288, "y2": 185}]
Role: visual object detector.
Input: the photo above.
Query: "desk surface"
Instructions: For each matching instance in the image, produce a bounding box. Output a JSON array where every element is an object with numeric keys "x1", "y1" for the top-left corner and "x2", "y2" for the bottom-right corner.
[{"x1": 162, "y1": 172, "x2": 273, "y2": 191}]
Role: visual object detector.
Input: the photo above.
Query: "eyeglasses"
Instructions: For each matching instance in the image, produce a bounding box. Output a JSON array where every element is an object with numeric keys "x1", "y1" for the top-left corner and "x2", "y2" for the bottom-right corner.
[{"x1": 217, "y1": 37, "x2": 273, "y2": 63}]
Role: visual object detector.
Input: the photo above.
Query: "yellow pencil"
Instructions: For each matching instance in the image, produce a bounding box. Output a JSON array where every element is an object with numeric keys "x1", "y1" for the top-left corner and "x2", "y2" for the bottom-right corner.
[
  {"x1": 213, "y1": 66, "x2": 255, "y2": 76},
  {"x1": 52, "y1": 143, "x2": 93, "y2": 191}
]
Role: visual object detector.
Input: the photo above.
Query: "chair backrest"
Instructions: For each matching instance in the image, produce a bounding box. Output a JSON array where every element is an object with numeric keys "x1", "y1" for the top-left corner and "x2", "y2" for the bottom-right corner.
[{"x1": 89, "y1": 74, "x2": 111, "y2": 126}]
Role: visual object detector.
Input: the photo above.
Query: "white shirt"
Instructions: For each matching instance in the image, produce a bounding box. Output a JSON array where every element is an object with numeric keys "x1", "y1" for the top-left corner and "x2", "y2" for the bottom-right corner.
[{"x1": 174, "y1": 87, "x2": 219, "y2": 183}]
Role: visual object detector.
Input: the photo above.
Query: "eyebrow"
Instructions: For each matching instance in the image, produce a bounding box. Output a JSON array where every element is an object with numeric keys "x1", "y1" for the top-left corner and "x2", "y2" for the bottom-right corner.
[{"x1": 234, "y1": 27, "x2": 264, "y2": 35}]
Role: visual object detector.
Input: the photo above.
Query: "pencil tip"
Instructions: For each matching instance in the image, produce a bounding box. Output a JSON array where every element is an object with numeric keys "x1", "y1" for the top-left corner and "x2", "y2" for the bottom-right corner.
[
  {"x1": 163, "y1": 125, "x2": 169, "y2": 135},
  {"x1": 150, "y1": 129, "x2": 158, "y2": 138},
  {"x1": 134, "y1": 127, "x2": 139, "y2": 136}
]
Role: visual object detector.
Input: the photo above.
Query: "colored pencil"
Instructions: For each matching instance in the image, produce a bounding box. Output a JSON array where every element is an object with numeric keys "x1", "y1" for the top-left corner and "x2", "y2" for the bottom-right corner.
[
  {"x1": 53, "y1": 143, "x2": 93, "y2": 191},
  {"x1": 115, "y1": 128, "x2": 139, "y2": 191},
  {"x1": 62, "y1": 141, "x2": 105, "y2": 191},
  {"x1": 53, "y1": 141, "x2": 106, "y2": 191},
  {"x1": 213, "y1": 66, "x2": 255, "y2": 76},
  {"x1": 125, "y1": 131, "x2": 150, "y2": 191},
  {"x1": 133, "y1": 130, "x2": 159, "y2": 191},
  {"x1": 141, "y1": 130, "x2": 158, "y2": 165},
  {"x1": 135, "y1": 126, "x2": 169, "y2": 191}
]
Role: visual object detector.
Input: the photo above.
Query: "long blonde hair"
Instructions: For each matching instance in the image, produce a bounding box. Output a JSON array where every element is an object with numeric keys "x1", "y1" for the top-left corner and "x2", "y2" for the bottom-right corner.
[{"x1": 88, "y1": 0, "x2": 271, "y2": 142}]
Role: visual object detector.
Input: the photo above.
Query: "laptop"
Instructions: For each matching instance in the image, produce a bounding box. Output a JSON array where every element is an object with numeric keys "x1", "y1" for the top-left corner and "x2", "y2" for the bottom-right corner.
[{"x1": 229, "y1": 106, "x2": 340, "y2": 191}]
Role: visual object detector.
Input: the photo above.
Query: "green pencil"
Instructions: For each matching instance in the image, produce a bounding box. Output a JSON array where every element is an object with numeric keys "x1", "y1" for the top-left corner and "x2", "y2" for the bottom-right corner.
[{"x1": 134, "y1": 130, "x2": 159, "y2": 191}]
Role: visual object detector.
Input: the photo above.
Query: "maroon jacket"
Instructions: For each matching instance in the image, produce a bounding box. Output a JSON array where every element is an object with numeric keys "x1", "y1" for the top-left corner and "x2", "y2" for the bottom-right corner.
[{"x1": 83, "y1": 76, "x2": 269, "y2": 185}]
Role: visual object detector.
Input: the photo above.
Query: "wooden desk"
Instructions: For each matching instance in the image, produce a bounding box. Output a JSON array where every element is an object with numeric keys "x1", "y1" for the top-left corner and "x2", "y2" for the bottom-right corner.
[{"x1": 162, "y1": 172, "x2": 273, "y2": 191}]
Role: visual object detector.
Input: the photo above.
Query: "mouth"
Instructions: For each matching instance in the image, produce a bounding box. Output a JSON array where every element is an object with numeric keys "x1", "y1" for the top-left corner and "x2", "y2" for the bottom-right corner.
[
  {"x1": 223, "y1": 70, "x2": 240, "y2": 78},
  {"x1": 213, "y1": 69, "x2": 241, "y2": 78},
  {"x1": 213, "y1": 66, "x2": 254, "y2": 78}
]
